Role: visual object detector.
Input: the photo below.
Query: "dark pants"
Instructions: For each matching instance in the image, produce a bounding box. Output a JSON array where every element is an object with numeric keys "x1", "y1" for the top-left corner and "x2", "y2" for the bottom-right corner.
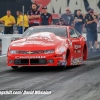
[
  {"x1": 75, "y1": 25, "x2": 83, "y2": 34},
  {"x1": 24, "y1": 27, "x2": 29, "y2": 32},
  {"x1": 4, "y1": 26, "x2": 13, "y2": 34},
  {"x1": 86, "y1": 29, "x2": 90, "y2": 47},
  {"x1": 86, "y1": 27, "x2": 97, "y2": 47},
  {"x1": 17, "y1": 26, "x2": 22, "y2": 34},
  {"x1": 29, "y1": 23, "x2": 39, "y2": 27}
]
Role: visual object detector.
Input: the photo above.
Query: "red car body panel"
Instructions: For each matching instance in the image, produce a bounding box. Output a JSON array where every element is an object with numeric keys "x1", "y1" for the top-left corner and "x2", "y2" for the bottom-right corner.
[{"x1": 7, "y1": 25, "x2": 87, "y2": 67}]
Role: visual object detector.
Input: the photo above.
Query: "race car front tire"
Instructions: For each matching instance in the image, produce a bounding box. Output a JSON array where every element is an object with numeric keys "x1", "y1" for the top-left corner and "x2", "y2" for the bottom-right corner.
[
  {"x1": 11, "y1": 66, "x2": 18, "y2": 69},
  {"x1": 61, "y1": 53, "x2": 68, "y2": 69}
]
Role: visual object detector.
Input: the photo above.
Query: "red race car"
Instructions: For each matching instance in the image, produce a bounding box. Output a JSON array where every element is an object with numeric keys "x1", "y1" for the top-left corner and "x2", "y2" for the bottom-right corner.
[{"x1": 7, "y1": 25, "x2": 87, "y2": 69}]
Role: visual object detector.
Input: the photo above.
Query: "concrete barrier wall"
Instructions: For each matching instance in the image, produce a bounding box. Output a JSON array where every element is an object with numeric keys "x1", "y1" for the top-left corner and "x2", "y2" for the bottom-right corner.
[
  {"x1": 0, "y1": 34, "x2": 22, "y2": 55},
  {"x1": 0, "y1": 24, "x2": 4, "y2": 33}
]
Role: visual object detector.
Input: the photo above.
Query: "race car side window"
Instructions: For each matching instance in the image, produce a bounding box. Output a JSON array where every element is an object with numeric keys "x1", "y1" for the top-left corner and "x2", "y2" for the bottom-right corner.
[
  {"x1": 69, "y1": 28, "x2": 78, "y2": 38},
  {"x1": 73, "y1": 28, "x2": 81, "y2": 37}
]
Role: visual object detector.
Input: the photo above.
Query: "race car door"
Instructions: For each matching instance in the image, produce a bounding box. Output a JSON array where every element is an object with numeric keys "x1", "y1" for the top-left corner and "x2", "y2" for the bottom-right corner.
[{"x1": 69, "y1": 27, "x2": 83, "y2": 58}]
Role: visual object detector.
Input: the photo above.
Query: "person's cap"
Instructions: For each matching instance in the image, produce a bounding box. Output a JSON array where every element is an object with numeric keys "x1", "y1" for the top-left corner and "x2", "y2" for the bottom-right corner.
[
  {"x1": 42, "y1": 6, "x2": 47, "y2": 9},
  {"x1": 77, "y1": 9, "x2": 81, "y2": 11},
  {"x1": 86, "y1": 7, "x2": 91, "y2": 11},
  {"x1": 90, "y1": 9, "x2": 94, "y2": 13}
]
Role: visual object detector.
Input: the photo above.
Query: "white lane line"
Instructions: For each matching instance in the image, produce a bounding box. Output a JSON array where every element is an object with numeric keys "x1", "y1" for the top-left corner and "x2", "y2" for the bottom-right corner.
[{"x1": 0, "y1": 55, "x2": 6, "y2": 57}]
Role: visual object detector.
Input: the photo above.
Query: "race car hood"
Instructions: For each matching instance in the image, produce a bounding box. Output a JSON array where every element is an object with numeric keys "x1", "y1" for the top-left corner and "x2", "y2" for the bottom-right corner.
[{"x1": 9, "y1": 32, "x2": 66, "y2": 50}]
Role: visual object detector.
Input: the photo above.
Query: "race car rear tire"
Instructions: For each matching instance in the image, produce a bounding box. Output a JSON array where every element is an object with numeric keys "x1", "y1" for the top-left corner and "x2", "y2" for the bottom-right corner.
[
  {"x1": 11, "y1": 66, "x2": 18, "y2": 69},
  {"x1": 83, "y1": 45, "x2": 87, "y2": 60}
]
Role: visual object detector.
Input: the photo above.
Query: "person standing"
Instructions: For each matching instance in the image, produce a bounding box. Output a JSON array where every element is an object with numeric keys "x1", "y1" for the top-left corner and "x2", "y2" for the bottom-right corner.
[
  {"x1": 16, "y1": 11, "x2": 23, "y2": 34},
  {"x1": 61, "y1": 8, "x2": 74, "y2": 26},
  {"x1": 27, "y1": 3, "x2": 40, "y2": 27},
  {"x1": 0, "y1": 10, "x2": 16, "y2": 34},
  {"x1": 56, "y1": 18, "x2": 68, "y2": 26},
  {"x1": 40, "y1": 6, "x2": 52, "y2": 25},
  {"x1": 74, "y1": 9, "x2": 84, "y2": 34},
  {"x1": 24, "y1": 13, "x2": 29, "y2": 31},
  {"x1": 16, "y1": 11, "x2": 29, "y2": 33},
  {"x1": 85, "y1": 7, "x2": 92, "y2": 47},
  {"x1": 85, "y1": 9, "x2": 99, "y2": 51}
]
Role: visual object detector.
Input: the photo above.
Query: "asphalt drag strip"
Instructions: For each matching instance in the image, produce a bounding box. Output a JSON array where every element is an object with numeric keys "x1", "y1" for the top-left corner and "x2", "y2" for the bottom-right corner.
[{"x1": 0, "y1": 52, "x2": 100, "y2": 100}]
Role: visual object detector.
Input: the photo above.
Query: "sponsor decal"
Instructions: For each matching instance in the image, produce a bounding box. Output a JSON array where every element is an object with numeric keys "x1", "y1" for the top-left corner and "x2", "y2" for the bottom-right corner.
[
  {"x1": 15, "y1": 56, "x2": 46, "y2": 59},
  {"x1": 31, "y1": 0, "x2": 59, "y2": 18},
  {"x1": 74, "y1": 45, "x2": 81, "y2": 49},
  {"x1": 75, "y1": 50, "x2": 81, "y2": 53},
  {"x1": 71, "y1": 57, "x2": 83, "y2": 65},
  {"x1": 58, "y1": 60, "x2": 66, "y2": 66},
  {"x1": 79, "y1": 57, "x2": 83, "y2": 62},
  {"x1": 30, "y1": 33, "x2": 52, "y2": 39},
  {"x1": 62, "y1": 62, "x2": 66, "y2": 66},
  {"x1": 32, "y1": 0, "x2": 100, "y2": 19},
  {"x1": 77, "y1": 50, "x2": 81, "y2": 53},
  {"x1": 12, "y1": 41, "x2": 54, "y2": 46},
  {"x1": 28, "y1": 37, "x2": 53, "y2": 42},
  {"x1": 27, "y1": 51, "x2": 33, "y2": 54},
  {"x1": 31, "y1": 0, "x2": 50, "y2": 11}
]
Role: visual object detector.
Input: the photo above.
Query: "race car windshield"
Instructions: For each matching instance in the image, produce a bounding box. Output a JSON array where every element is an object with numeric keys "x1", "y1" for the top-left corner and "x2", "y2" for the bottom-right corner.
[{"x1": 22, "y1": 27, "x2": 67, "y2": 38}]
